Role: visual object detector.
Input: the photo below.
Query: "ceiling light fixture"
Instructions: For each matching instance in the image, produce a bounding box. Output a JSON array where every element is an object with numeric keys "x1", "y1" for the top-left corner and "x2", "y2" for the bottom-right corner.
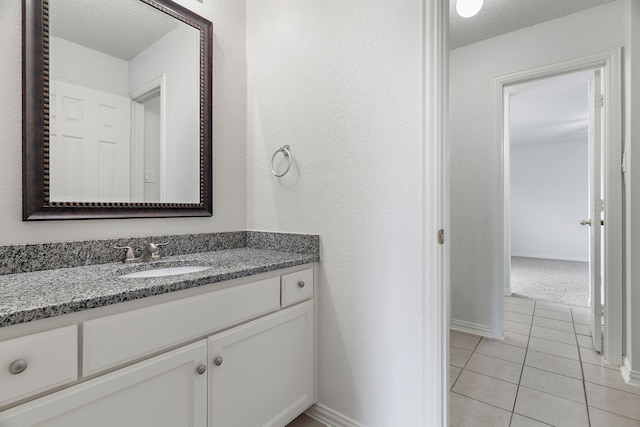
[{"x1": 456, "y1": 0, "x2": 484, "y2": 18}]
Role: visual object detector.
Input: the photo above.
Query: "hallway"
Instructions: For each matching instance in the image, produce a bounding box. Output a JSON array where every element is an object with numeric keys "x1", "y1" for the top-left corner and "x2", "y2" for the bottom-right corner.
[{"x1": 450, "y1": 297, "x2": 640, "y2": 426}]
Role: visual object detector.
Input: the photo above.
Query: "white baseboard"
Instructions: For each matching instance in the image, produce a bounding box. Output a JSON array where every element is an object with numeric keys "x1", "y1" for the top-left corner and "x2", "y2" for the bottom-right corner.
[
  {"x1": 305, "y1": 403, "x2": 366, "y2": 427},
  {"x1": 621, "y1": 357, "x2": 640, "y2": 386},
  {"x1": 510, "y1": 253, "x2": 589, "y2": 263},
  {"x1": 451, "y1": 319, "x2": 494, "y2": 338}
]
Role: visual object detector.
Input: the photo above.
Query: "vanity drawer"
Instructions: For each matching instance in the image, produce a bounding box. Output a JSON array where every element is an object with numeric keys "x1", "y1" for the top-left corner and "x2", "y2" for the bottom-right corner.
[
  {"x1": 0, "y1": 325, "x2": 78, "y2": 407},
  {"x1": 281, "y1": 268, "x2": 314, "y2": 307},
  {"x1": 83, "y1": 277, "x2": 280, "y2": 375}
]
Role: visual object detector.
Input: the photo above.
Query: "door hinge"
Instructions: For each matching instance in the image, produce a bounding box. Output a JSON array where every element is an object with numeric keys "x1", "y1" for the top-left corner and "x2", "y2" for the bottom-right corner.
[
  {"x1": 438, "y1": 229, "x2": 445, "y2": 245},
  {"x1": 596, "y1": 199, "x2": 604, "y2": 213},
  {"x1": 596, "y1": 94, "x2": 604, "y2": 108}
]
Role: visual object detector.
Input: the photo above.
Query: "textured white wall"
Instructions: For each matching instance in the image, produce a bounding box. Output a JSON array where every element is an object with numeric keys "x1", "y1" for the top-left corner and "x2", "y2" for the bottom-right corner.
[
  {"x1": 246, "y1": 0, "x2": 428, "y2": 424},
  {"x1": 450, "y1": 1, "x2": 627, "y2": 333},
  {"x1": 511, "y1": 139, "x2": 589, "y2": 261},
  {"x1": 129, "y1": 25, "x2": 200, "y2": 203},
  {"x1": 0, "y1": 0, "x2": 246, "y2": 245}
]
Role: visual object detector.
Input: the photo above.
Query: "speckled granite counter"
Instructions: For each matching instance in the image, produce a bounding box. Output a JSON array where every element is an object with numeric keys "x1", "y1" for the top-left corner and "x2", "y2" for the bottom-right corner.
[{"x1": 0, "y1": 232, "x2": 319, "y2": 328}]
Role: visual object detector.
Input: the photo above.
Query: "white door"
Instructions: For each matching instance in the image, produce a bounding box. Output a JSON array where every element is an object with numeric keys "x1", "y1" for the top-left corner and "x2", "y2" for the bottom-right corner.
[
  {"x1": 49, "y1": 80, "x2": 131, "y2": 202},
  {"x1": 586, "y1": 69, "x2": 604, "y2": 352},
  {"x1": 0, "y1": 341, "x2": 208, "y2": 427},
  {"x1": 208, "y1": 301, "x2": 314, "y2": 427}
]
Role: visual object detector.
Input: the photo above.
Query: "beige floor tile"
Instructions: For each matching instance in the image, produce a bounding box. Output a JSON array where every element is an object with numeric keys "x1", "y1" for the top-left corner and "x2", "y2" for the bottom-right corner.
[
  {"x1": 520, "y1": 366, "x2": 585, "y2": 404},
  {"x1": 452, "y1": 370, "x2": 518, "y2": 411},
  {"x1": 505, "y1": 320, "x2": 532, "y2": 336},
  {"x1": 579, "y1": 346, "x2": 618, "y2": 370},
  {"x1": 589, "y1": 407, "x2": 640, "y2": 427},
  {"x1": 484, "y1": 331, "x2": 529, "y2": 349},
  {"x1": 572, "y1": 313, "x2": 590, "y2": 325},
  {"x1": 451, "y1": 330, "x2": 481, "y2": 351},
  {"x1": 505, "y1": 296, "x2": 535, "y2": 308},
  {"x1": 536, "y1": 301, "x2": 571, "y2": 313},
  {"x1": 524, "y1": 350, "x2": 583, "y2": 380},
  {"x1": 285, "y1": 414, "x2": 327, "y2": 427},
  {"x1": 449, "y1": 392, "x2": 511, "y2": 427},
  {"x1": 583, "y1": 363, "x2": 640, "y2": 396},
  {"x1": 505, "y1": 303, "x2": 534, "y2": 316},
  {"x1": 528, "y1": 336, "x2": 579, "y2": 360},
  {"x1": 576, "y1": 333, "x2": 594, "y2": 349},
  {"x1": 586, "y1": 382, "x2": 640, "y2": 421},
  {"x1": 534, "y1": 308, "x2": 573, "y2": 322},
  {"x1": 514, "y1": 386, "x2": 589, "y2": 427},
  {"x1": 451, "y1": 346, "x2": 472, "y2": 368},
  {"x1": 505, "y1": 311, "x2": 533, "y2": 325},
  {"x1": 510, "y1": 414, "x2": 553, "y2": 427},
  {"x1": 476, "y1": 340, "x2": 526, "y2": 364},
  {"x1": 465, "y1": 352, "x2": 523, "y2": 384},
  {"x1": 530, "y1": 325, "x2": 576, "y2": 345},
  {"x1": 532, "y1": 316, "x2": 574, "y2": 332},
  {"x1": 573, "y1": 323, "x2": 591, "y2": 336}
]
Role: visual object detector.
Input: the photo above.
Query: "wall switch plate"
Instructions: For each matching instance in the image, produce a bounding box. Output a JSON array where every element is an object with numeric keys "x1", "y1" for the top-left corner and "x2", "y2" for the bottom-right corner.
[{"x1": 144, "y1": 170, "x2": 155, "y2": 183}]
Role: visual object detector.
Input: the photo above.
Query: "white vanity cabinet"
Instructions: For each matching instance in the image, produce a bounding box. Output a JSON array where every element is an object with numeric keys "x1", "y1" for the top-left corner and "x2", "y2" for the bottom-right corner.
[
  {"x1": 0, "y1": 325, "x2": 78, "y2": 408},
  {"x1": 209, "y1": 300, "x2": 314, "y2": 427},
  {"x1": 0, "y1": 341, "x2": 208, "y2": 427},
  {"x1": 0, "y1": 265, "x2": 315, "y2": 427}
]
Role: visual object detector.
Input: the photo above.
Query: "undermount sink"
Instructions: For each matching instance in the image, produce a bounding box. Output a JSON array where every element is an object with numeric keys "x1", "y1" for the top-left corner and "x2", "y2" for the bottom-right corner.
[{"x1": 119, "y1": 266, "x2": 212, "y2": 279}]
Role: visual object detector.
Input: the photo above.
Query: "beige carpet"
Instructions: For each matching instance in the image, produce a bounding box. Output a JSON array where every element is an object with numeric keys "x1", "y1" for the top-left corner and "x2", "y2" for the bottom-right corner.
[{"x1": 510, "y1": 256, "x2": 589, "y2": 307}]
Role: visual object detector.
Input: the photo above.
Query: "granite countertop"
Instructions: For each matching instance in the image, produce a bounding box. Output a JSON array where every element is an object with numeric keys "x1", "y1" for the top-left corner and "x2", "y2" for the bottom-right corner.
[{"x1": 0, "y1": 248, "x2": 318, "y2": 328}]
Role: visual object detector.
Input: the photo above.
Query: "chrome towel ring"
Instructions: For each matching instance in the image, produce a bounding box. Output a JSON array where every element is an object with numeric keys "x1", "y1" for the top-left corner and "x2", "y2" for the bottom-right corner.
[{"x1": 271, "y1": 145, "x2": 293, "y2": 177}]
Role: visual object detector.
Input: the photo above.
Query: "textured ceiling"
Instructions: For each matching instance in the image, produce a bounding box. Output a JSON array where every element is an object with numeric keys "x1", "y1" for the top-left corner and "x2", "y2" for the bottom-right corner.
[
  {"x1": 509, "y1": 71, "x2": 592, "y2": 147},
  {"x1": 449, "y1": 0, "x2": 618, "y2": 49},
  {"x1": 50, "y1": 0, "x2": 180, "y2": 61}
]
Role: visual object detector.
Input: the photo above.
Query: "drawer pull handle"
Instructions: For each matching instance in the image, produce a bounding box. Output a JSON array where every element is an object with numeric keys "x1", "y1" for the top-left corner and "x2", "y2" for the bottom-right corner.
[
  {"x1": 298, "y1": 281, "x2": 305, "y2": 288},
  {"x1": 214, "y1": 356, "x2": 223, "y2": 366},
  {"x1": 197, "y1": 364, "x2": 207, "y2": 375},
  {"x1": 9, "y1": 359, "x2": 28, "y2": 375}
]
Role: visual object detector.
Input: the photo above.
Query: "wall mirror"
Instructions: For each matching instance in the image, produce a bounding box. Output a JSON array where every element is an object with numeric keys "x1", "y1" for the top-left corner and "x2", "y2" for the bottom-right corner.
[{"x1": 23, "y1": 0, "x2": 212, "y2": 220}]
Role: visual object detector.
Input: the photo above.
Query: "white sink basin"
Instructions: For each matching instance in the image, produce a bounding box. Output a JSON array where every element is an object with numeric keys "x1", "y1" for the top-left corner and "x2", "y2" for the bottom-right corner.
[{"x1": 119, "y1": 266, "x2": 212, "y2": 278}]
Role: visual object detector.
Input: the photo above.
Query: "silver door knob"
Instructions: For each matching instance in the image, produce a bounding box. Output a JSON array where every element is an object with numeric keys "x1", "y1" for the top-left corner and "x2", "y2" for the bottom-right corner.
[
  {"x1": 197, "y1": 364, "x2": 206, "y2": 375},
  {"x1": 298, "y1": 281, "x2": 305, "y2": 288},
  {"x1": 9, "y1": 359, "x2": 28, "y2": 375},
  {"x1": 580, "y1": 219, "x2": 592, "y2": 226},
  {"x1": 213, "y1": 356, "x2": 223, "y2": 366}
]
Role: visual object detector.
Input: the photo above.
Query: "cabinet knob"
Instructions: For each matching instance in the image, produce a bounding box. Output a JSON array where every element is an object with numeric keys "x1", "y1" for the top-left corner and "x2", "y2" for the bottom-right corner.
[
  {"x1": 197, "y1": 364, "x2": 207, "y2": 375},
  {"x1": 213, "y1": 356, "x2": 223, "y2": 366},
  {"x1": 9, "y1": 359, "x2": 28, "y2": 375},
  {"x1": 298, "y1": 281, "x2": 305, "y2": 288}
]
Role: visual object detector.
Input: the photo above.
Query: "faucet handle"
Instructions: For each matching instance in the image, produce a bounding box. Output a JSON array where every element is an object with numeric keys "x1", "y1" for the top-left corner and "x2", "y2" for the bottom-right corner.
[
  {"x1": 114, "y1": 245, "x2": 135, "y2": 262},
  {"x1": 146, "y1": 242, "x2": 169, "y2": 251}
]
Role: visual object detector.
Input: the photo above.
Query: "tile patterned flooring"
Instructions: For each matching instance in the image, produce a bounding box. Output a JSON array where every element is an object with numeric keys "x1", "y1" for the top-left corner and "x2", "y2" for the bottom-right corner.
[{"x1": 450, "y1": 297, "x2": 640, "y2": 427}]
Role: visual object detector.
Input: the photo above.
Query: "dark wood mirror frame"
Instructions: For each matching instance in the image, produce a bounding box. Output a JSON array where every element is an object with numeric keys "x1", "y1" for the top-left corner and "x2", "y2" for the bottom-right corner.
[{"x1": 22, "y1": 0, "x2": 213, "y2": 220}]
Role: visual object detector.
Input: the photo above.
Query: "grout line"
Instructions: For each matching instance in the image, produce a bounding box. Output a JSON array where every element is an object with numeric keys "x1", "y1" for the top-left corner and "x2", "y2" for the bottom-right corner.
[
  {"x1": 572, "y1": 301, "x2": 592, "y2": 427},
  {"x1": 508, "y1": 298, "x2": 536, "y2": 426}
]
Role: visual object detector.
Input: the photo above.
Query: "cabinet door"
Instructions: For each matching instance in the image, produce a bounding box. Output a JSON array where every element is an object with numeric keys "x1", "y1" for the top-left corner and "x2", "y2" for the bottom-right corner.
[
  {"x1": 209, "y1": 301, "x2": 314, "y2": 427},
  {"x1": 0, "y1": 341, "x2": 208, "y2": 427}
]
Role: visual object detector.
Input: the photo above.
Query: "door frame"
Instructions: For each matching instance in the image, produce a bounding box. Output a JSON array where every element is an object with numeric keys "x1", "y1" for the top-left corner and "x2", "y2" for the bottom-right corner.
[
  {"x1": 129, "y1": 74, "x2": 167, "y2": 202},
  {"x1": 492, "y1": 49, "x2": 623, "y2": 364}
]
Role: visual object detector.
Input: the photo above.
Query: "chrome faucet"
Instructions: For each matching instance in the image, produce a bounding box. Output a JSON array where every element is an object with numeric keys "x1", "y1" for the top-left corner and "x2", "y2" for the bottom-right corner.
[{"x1": 115, "y1": 242, "x2": 168, "y2": 263}]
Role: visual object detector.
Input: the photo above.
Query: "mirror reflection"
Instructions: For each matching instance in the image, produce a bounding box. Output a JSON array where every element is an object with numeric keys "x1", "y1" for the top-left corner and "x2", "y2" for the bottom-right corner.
[{"x1": 48, "y1": 0, "x2": 201, "y2": 204}]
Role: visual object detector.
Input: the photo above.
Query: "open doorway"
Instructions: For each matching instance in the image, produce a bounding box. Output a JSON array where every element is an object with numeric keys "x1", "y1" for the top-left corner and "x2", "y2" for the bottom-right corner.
[
  {"x1": 505, "y1": 70, "x2": 595, "y2": 308},
  {"x1": 493, "y1": 50, "x2": 622, "y2": 359}
]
